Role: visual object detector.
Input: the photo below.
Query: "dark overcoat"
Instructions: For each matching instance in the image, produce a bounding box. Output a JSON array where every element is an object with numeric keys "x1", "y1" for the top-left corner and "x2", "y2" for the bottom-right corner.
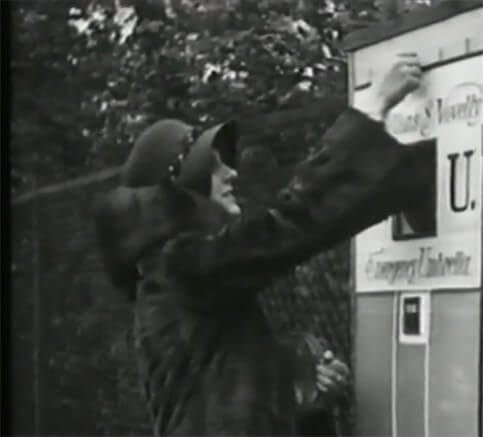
[{"x1": 102, "y1": 108, "x2": 435, "y2": 436}]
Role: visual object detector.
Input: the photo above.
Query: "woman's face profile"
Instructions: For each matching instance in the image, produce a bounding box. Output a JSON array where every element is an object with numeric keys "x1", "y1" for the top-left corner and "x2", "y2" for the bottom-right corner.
[{"x1": 210, "y1": 150, "x2": 241, "y2": 216}]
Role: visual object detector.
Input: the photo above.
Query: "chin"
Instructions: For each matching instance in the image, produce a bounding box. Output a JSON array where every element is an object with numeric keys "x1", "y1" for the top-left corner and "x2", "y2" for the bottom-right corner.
[{"x1": 225, "y1": 203, "x2": 242, "y2": 216}]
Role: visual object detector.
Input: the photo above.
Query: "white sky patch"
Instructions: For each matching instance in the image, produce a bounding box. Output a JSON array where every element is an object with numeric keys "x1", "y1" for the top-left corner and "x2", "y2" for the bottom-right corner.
[
  {"x1": 125, "y1": 113, "x2": 145, "y2": 124},
  {"x1": 92, "y1": 9, "x2": 106, "y2": 22},
  {"x1": 202, "y1": 63, "x2": 221, "y2": 83},
  {"x1": 324, "y1": 0, "x2": 336, "y2": 14},
  {"x1": 297, "y1": 80, "x2": 311, "y2": 91},
  {"x1": 69, "y1": 1, "x2": 137, "y2": 44},
  {"x1": 291, "y1": 18, "x2": 316, "y2": 40},
  {"x1": 222, "y1": 70, "x2": 237, "y2": 81},
  {"x1": 314, "y1": 62, "x2": 327, "y2": 71},
  {"x1": 69, "y1": 7, "x2": 82, "y2": 17},
  {"x1": 69, "y1": 18, "x2": 90, "y2": 35},
  {"x1": 114, "y1": 1, "x2": 137, "y2": 44},
  {"x1": 322, "y1": 44, "x2": 332, "y2": 59},
  {"x1": 202, "y1": 61, "x2": 240, "y2": 83},
  {"x1": 119, "y1": 15, "x2": 137, "y2": 43},
  {"x1": 302, "y1": 66, "x2": 314, "y2": 78}
]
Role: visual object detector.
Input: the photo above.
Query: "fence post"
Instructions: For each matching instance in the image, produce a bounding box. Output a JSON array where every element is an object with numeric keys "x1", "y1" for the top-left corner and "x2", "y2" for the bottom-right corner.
[{"x1": 31, "y1": 174, "x2": 41, "y2": 435}]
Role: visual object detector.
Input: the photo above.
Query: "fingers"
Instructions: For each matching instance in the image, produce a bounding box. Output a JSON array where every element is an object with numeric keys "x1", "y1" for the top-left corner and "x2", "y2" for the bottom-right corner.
[
  {"x1": 322, "y1": 349, "x2": 334, "y2": 363},
  {"x1": 316, "y1": 376, "x2": 334, "y2": 392},
  {"x1": 360, "y1": 51, "x2": 423, "y2": 115},
  {"x1": 393, "y1": 54, "x2": 422, "y2": 94},
  {"x1": 397, "y1": 52, "x2": 420, "y2": 65},
  {"x1": 402, "y1": 66, "x2": 422, "y2": 82},
  {"x1": 395, "y1": 52, "x2": 421, "y2": 70},
  {"x1": 331, "y1": 358, "x2": 350, "y2": 373},
  {"x1": 305, "y1": 337, "x2": 352, "y2": 395},
  {"x1": 316, "y1": 366, "x2": 340, "y2": 391},
  {"x1": 317, "y1": 363, "x2": 339, "y2": 380},
  {"x1": 316, "y1": 367, "x2": 348, "y2": 388},
  {"x1": 317, "y1": 358, "x2": 349, "y2": 376},
  {"x1": 316, "y1": 372, "x2": 346, "y2": 393},
  {"x1": 316, "y1": 358, "x2": 351, "y2": 395},
  {"x1": 404, "y1": 63, "x2": 422, "y2": 74},
  {"x1": 396, "y1": 62, "x2": 422, "y2": 77},
  {"x1": 397, "y1": 52, "x2": 419, "y2": 60}
]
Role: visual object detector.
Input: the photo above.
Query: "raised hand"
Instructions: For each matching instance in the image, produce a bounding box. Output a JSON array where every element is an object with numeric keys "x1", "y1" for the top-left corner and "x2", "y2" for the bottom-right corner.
[
  {"x1": 375, "y1": 53, "x2": 423, "y2": 114},
  {"x1": 354, "y1": 52, "x2": 423, "y2": 121}
]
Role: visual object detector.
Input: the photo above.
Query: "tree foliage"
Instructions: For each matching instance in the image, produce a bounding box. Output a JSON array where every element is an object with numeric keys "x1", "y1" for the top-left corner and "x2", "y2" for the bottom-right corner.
[{"x1": 11, "y1": 0, "x2": 415, "y2": 196}]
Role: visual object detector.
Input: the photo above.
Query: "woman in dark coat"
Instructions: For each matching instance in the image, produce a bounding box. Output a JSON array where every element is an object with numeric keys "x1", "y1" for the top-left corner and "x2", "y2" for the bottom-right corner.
[{"x1": 95, "y1": 54, "x2": 434, "y2": 436}]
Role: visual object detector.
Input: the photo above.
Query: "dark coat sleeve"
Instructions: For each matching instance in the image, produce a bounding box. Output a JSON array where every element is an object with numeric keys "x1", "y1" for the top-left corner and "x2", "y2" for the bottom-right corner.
[{"x1": 165, "y1": 108, "x2": 436, "y2": 291}]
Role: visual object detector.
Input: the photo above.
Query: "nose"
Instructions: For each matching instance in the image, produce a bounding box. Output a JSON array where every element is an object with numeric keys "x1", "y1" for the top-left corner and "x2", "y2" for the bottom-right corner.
[{"x1": 224, "y1": 166, "x2": 238, "y2": 181}]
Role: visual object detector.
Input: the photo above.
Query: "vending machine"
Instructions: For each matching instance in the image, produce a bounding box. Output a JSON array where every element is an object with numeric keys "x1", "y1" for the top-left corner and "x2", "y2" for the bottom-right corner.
[{"x1": 345, "y1": 3, "x2": 482, "y2": 436}]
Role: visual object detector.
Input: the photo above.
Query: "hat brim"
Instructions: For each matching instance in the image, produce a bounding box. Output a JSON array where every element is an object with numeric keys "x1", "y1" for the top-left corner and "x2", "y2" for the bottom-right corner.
[
  {"x1": 204, "y1": 119, "x2": 239, "y2": 169},
  {"x1": 177, "y1": 119, "x2": 239, "y2": 195}
]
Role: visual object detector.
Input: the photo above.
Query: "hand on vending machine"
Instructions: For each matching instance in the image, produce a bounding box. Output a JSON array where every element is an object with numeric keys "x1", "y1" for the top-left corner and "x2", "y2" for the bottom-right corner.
[
  {"x1": 294, "y1": 337, "x2": 351, "y2": 436},
  {"x1": 314, "y1": 350, "x2": 351, "y2": 404},
  {"x1": 293, "y1": 334, "x2": 351, "y2": 409},
  {"x1": 354, "y1": 52, "x2": 423, "y2": 122}
]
